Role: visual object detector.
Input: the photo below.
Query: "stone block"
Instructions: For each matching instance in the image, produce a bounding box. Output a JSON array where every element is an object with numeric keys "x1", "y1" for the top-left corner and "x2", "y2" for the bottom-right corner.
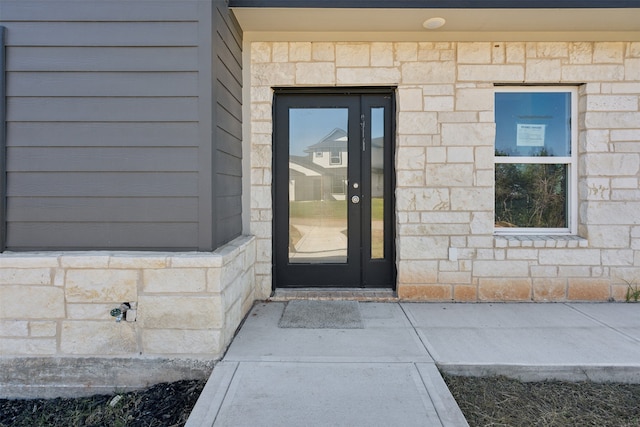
[
  {"x1": 398, "y1": 112, "x2": 438, "y2": 135},
  {"x1": 447, "y1": 147, "x2": 474, "y2": 163},
  {"x1": 438, "y1": 271, "x2": 471, "y2": 284},
  {"x1": 142, "y1": 268, "x2": 207, "y2": 293},
  {"x1": 251, "y1": 42, "x2": 271, "y2": 63},
  {"x1": 142, "y1": 329, "x2": 222, "y2": 355},
  {"x1": 138, "y1": 295, "x2": 223, "y2": 330},
  {"x1": 457, "y1": 42, "x2": 491, "y2": 63},
  {"x1": 626, "y1": 58, "x2": 640, "y2": 81},
  {"x1": 569, "y1": 42, "x2": 593, "y2": 64},
  {"x1": 536, "y1": 42, "x2": 569, "y2": 58},
  {"x1": 450, "y1": 188, "x2": 493, "y2": 210},
  {"x1": 337, "y1": 67, "x2": 401, "y2": 85},
  {"x1": 397, "y1": 262, "x2": 438, "y2": 284},
  {"x1": 567, "y1": 279, "x2": 611, "y2": 301},
  {"x1": 170, "y1": 253, "x2": 222, "y2": 268},
  {"x1": 602, "y1": 250, "x2": 635, "y2": 266},
  {"x1": 397, "y1": 171, "x2": 425, "y2": 186},
  {"x1": 538, "y1": 249, "x2": 601, "y2": 266},
  {"x1": 0, "y1": 255, "x2": 59, "y2": 269},
  {"x1": 0, "y1": 320, "x2": 28, "y2": 337},
  {"x1": 562, "y1": 65, "x2": 624, "y2": 81},
  {"x1": 587, "y1": 95, "x2": 638, "y2": 111},
  {"x1": 586, "y1": 202, "x2": 640, "y2": 225},
  {"x1": 61, "y1": 321, "x2": 137, "y2": 355},
  {"x1": 396, "y1": 188, "x2": 449, "y2": 211},
  {"x1": 312, "y1": 42, "x2": 335, "y2": 61},
  {"x1": 441, "y1": 123, "x2": 495, "y2": 146},
  {"x1": 587, "y1": 225, "x2": 630, "y2": 248},
  {"x1": 335, "y1": 44, "x2": 370, "y2": 67},
  {"x1": 478, "y1": 278, "x2": 531, "y2": 301},
  {"x1": 0, "y1": 338, "x2": 57, "y2": 355},
  {"x1": 272, "y1": 42, "x2": 288, "y2": 62},
  {"x1": 395, "y1": 42, "x2": 418, "y2": 62},
  {"x1": 1, "y1": 286, "x2": 65, "y2": 319},
  {"x1": 29, "y1": 321, "x2": 57, "y2": 337},
  {"x1": 426, "y1": 164, "x2": 474, "y2": 186},
  {"x1": 296, "y1": 62, "x2": 336, "y2": 85},
  {"x1": 526, "y1": 59, "x2": 561, "y2": 82},
  {"x1": 453, "y1": 285, "x2": 478, "y2": 301},
  {"x1": 397, "y1": 147, "x2": 426, "y2": 170},
  {"x1": 66, "y1": 269, "x2": 138, "y2": 302},
  {"x1": 457, "y1": 65, "x2": 524, "y2": 82},
  {"x1": 533, "y1": 279, "x2": 567, "y2": 301},
  {"x1": 506, "y1": 249, "x2": 539, "y2": 260},
  {"x1": 398, "y1": 284, "x2": 452, "y2": 301},
  {"x1": 473, "y1": 260, "x2": 530, "y2": 277},
  {"x1": 66, "y1": 303, "x2": 116, "y2": 320},
  {"x1": 593, "y1": 42, "x2": 624, "y2": 63},
  {"x1": 455, "y1": 88, "x2": 494, "y2": 111},
  {"x1": 289, "y1": 42, "x2": 311, "y2": 61},
  {"x1": 108, "y1": 254, "x2": 168, "y2": 269},
  {"x1": 402, "y1": 61, "x2": 455, "y2": 84},
  {"x1": 398, "y1": 88, "x2": 423, "y2": 111},
  {"x1": 505, "y1": 43, "x2": 525, "y2": 63},
  {"x1": 60, "y1": 254, "x2": 110, "y2": 269},
  {"x1": 530, "y1": 266, "x2": 558, "y2": 277},
  {"x1": 251, "y1": 63, "x2": 295, "y2": 86},
  {"x1": 2, "y1": 267, "x2": 52, "y2": 288},
  {"x1": 398, "y1": 236, "x2": 449, "y2": 260}
]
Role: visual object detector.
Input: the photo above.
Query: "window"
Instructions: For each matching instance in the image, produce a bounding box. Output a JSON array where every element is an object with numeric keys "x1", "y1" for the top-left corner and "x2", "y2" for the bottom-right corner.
[
  {"x1": 494, "y1": 87, "x2": 577, "y2": 234},
  {"x1": 330, "y1": 148, "x2": 341, "y2": 165}
]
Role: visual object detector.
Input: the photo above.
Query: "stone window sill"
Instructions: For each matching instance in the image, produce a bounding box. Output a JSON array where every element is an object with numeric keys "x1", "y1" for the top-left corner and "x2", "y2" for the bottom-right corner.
[{"x1": 494, "y1": 235, "x2": 588, "y2": 249}]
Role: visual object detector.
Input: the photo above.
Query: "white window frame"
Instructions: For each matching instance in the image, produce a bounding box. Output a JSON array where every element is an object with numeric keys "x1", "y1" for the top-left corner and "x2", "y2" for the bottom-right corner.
[{"x1": 494, "y1": 86, "x2": 578, "y2": 236}]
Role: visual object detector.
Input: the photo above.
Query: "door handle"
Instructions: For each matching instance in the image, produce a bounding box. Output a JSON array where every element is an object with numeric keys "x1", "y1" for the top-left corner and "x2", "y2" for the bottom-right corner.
[{"x1": 351, "y1": 195, "x2": 360, "y2": 204}]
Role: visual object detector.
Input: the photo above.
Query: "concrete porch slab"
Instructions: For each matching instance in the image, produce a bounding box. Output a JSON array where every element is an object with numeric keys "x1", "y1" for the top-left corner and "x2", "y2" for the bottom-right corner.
[{"x1": 224, "y1": 302, "x2": 432, "y2": 363}]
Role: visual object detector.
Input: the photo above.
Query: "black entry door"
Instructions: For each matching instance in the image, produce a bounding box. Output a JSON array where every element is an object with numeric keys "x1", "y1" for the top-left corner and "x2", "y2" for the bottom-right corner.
[{"x1": 273, "y1": 88, "x2": 395, "y2": 288}]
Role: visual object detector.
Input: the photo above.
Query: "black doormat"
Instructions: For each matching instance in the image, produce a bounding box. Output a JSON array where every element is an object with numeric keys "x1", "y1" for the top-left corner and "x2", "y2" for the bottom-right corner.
[{"x1": 278, "y1": 300, "x2": 364, "y2": 329}]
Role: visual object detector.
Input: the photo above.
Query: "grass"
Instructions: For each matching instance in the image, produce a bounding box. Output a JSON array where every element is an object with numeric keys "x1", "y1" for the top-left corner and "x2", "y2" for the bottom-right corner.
[{"x1": 444, "y1": 374, "x2": 640, "y2": 427}]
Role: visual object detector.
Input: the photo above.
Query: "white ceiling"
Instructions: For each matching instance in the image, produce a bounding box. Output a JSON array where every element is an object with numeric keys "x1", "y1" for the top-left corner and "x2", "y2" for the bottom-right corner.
[{"x1": 231, "y1": 7, "x2": 640, "y2": 41}]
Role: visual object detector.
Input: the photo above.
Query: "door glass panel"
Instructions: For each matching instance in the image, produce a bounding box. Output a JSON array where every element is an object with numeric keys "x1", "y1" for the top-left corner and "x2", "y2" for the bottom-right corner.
[
  {"x1": 288, "y1": 108, "x2": 348, "y2": 264},
  {"x1": 371, "y1": 107, "x2": 384, "y2": 259}
]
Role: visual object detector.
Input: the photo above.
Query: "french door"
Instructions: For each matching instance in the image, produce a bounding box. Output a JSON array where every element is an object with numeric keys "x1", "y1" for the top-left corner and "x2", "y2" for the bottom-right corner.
[{"x1": 273, "y1": 88, "x2": 395, "y2": 288}]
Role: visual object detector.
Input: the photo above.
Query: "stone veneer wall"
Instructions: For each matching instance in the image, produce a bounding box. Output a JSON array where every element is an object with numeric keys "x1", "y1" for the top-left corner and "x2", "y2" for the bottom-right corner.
[
  {"x1": 249, "y1": 41, "x2": 640, "y2": 301},
  {"x1": 0, "y1": 236, "x2": 256, "y2": 397}
]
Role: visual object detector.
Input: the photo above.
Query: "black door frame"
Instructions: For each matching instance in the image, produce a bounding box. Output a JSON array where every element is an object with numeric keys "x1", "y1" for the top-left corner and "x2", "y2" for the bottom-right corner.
[{"x1": 272, "y1": 87, "x2": 396, "y2": 289}]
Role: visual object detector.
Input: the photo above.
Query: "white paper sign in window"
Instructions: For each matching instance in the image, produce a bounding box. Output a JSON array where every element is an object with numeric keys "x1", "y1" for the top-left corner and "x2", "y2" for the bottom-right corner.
[{"x1": 516, "y1": 124, "x2": 546, "y2": 147}]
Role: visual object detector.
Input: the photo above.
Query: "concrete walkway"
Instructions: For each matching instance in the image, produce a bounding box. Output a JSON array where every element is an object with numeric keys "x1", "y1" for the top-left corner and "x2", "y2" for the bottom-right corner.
[{"x1": 186, "y1": 302, "x2": 640, "y2": 427}]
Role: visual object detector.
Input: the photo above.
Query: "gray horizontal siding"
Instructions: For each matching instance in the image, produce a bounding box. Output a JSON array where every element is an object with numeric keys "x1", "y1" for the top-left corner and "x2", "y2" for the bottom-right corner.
[
  {"x1": 5, "y1": 22, "x2": 198, "y2": 46},
  {"x1": 2, "y1": 0, "x2": 242, "y2": 251},
  {"x1": 213, "y1": 1, "x2": 244, "y2": 247},
  {"x1": 7, "y1": 47, "x2": 199, "y2": 71},
  {"x1": 7, "y1": 123, "x2": 200, "y2": 147},
  {"x1": 7, "y1": 223, "x2": 198, "y2": 250},
  {"x1": 8, "y1": 198, "x2": 198, "y2": 222},
  {"x1": 7, "y1": 72, "x2": 198, "y2": 97}
]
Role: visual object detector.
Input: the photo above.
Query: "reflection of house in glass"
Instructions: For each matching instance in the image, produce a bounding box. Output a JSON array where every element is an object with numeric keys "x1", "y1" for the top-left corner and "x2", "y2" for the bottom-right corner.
[
  {"x1": 289, "y1": 128, "x2": 384, "y2": 202},
  {"x1": 289, "y1": 128, "x2": 348, "y2": 202}
]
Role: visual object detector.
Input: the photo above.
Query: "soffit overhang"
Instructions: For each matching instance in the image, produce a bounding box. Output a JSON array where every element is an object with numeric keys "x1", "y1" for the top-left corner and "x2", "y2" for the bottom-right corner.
[{"x1": 230, "y1": 6, "x2": 640, "y2": 41}]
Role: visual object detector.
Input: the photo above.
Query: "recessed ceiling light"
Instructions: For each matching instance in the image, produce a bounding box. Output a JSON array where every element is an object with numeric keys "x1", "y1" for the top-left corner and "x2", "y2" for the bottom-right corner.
[{"x1": 423, "y1": 17, "x2": 446, "y2": 30}]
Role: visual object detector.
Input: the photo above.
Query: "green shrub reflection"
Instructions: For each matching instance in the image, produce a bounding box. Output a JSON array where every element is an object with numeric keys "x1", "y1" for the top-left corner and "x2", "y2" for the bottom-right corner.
[{"x1": 495, "y1": 162, "x2": 567, "y2": 229}]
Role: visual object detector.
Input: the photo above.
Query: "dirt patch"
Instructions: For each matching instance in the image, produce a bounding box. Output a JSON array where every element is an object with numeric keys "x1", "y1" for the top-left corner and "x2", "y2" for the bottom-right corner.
[
  {"x1": 444, "y1": 374, "x2": 640, "y2": 427},
  {"x1": 0, "y1": 379, "x2": 205, "y2": 427}
]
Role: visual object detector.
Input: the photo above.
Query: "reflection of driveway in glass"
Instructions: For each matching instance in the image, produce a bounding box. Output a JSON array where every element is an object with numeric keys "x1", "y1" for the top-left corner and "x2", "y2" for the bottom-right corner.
[{"x1": 289, "y1": 224, "x2": 347, "y2": 263}]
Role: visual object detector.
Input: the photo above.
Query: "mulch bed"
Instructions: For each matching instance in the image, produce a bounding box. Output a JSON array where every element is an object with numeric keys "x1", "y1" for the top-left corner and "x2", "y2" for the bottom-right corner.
[
  {"x1": 443, "y1": 374, "x2": 640, "y2": 427},
  {"x1": 0, "y1": 379, "x2": 205, "y2": 427}
]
